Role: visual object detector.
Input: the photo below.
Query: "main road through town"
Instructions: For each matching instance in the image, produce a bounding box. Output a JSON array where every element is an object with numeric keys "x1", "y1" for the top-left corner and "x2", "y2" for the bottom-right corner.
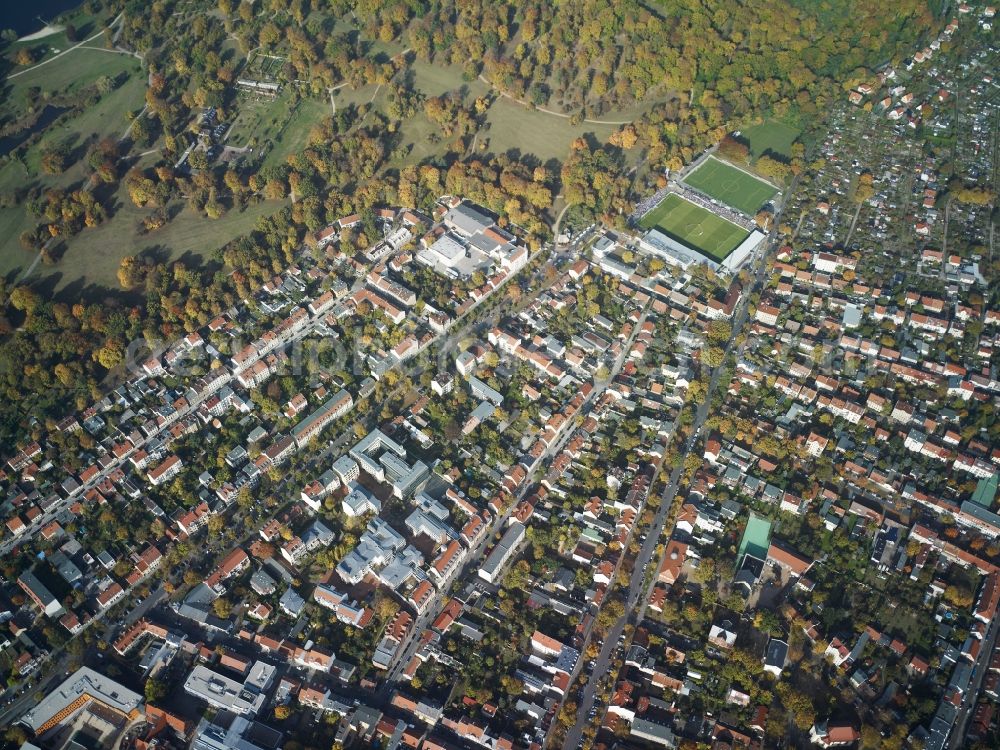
[{"x1": 560, "y1": 188, "x2": 791, "y2": 750}]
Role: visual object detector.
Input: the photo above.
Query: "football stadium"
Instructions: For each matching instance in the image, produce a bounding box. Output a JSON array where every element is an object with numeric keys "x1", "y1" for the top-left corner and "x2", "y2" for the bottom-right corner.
[
  {"x1": 681, "y1": 156, "x2": 779, "y2": 215},
  {"x1": 639, "y1": 193, "x2": 750, "y2": 261}
]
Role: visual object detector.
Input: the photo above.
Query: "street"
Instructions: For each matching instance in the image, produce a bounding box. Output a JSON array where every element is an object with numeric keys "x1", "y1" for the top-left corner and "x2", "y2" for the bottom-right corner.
[
  {"x1": 379, "y1": 261, "x2": 641, "y2": 695},
  {"x1": 948, "y1": 612, "x2": 999, "y2": 748},
  {"x1": 560, "y1": 195, "x2": 787, "y2": 750}
]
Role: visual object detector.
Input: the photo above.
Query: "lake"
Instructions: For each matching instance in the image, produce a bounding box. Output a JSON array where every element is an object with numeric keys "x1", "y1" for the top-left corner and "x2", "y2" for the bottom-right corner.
[{"x1": 8, "y1": 0, "x2": 83, "y2": 38}]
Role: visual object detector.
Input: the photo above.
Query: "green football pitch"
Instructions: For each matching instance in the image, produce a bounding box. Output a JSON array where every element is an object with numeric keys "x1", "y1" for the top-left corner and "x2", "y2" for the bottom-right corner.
[
  {"x1": 681, "y1": 156, "x2": 779, "y2": 215},
  {"x1": 639, "y1": 193, "x2": 749, "y2": 262}
]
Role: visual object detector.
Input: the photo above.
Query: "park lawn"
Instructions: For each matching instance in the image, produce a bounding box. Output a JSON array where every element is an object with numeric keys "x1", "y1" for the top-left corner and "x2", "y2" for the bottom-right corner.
[
  {"x1": 589, "y1": 100, "x2": 656, "y2": 124},
  {"x1": 0, "y1": 69, "x2": 149, "y2": 282},
  {"x1": 218, "y1": 38, "x2": 243, "y2": 66},
  {"x1": 333, "y1": 81, "x2": 385, "y2": 115},
  {"x1": 0, "y1": 68, "x2": 146, "y2": 200},
  {"x1": 0, "y1": 206, "x2": 36, "y2": 281},
  {"x1": 681, "y1": 156, "x2": 779, "y2": 215},
  {"x1": 393, "y1": 61, "x2": 632, "y2": 164},
  {"x1": 366, "y1": 37, "x2": 408, "y2": 62},
  {"x1": 409, "y1": 61, "x2": 485, "y2": 99},
  {"x1": 228, "y1": 88, "x2": 300, "y2": 150},
  {"x1": 482, "y1": 97, "x2": 617, "y2": 163},
  {"x1": 4, "y1": 48, "x2": 142, "y2": 120},
  {"x1": 639, "y1": 193, "x2": 749, "y2": 262},
  {"x1": 742, "y1": 119, "x2": 800, "y2": 159},
  {"x1": 262, "y1": 97, "x2": 330, "y2": 169},
  {"x1": 20, "y1": 194, "x2": 289, "y2": 294},
  {"x1": 25, "y1": 71, "x2": 148, "y2": 173},
  {"x1": 263, "y1": 58, "x2": 629, "y2": 169},
  {"x1": 387, "y1": 63, "x2": 484, "y2": 166},
  {"x1": 226, "y1": 97, "x2": 269, "y2": 147},
  {"x1": 392, "y1": 112, "x2": 445, "y2": 167},
  {"x1": 60, "y1": 69, "x2": 147, "y2": 142}
]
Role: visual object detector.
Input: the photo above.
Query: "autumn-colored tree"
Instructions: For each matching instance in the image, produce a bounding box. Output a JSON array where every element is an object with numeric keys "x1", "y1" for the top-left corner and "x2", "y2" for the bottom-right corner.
[
  {"x1": 702, "y1": 346, "x2": 725, "y2": 368},
  {"x1": 717, "y1": 135, "x2": 750, "y2": 162},
  {"x1": 264, "y1": 179, "x2": 287, "y2": 200},
  {"x1": 608, "y1": 125, "x2": 639, "y2": 149},
  {"x1": 9, "y1": 286, "x2": 41, "y2": 314},
  {"x1": 954, "y1": 186, "x2": 995, "y2": 205},
  {"x1": 40, "y1": 144, "x2": 70, "y2": 175},
  {"x1": 143, "y1": 210, "x2": 168, "y2": 232},
  {"x1": 212, "y1": 597, "x2": 232, "y2": 619},
  {"x1": 118, "y1": 256, "x2": 143, "y2": 289},
  {"x1": 94, "y1": 341, "x2": 125, "y2": 370},
  {"x1": 706, "y1": 319, "x2": 733, "y2": 344},
  {"x1": 756, "y1": 155, "x2": 792, "y2": 183},
  {"x1": 273, "y1": 705, "x2": 291, "y2": 720}
]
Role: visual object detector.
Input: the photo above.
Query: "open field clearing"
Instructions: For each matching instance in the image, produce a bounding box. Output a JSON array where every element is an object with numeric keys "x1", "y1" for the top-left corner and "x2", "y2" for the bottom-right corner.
[{"x1": 742, "y1": 118, "x2": 800, "y2": 159}]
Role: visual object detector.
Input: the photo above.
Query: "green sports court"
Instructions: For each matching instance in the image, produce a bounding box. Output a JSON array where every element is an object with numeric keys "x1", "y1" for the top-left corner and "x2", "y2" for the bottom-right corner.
[
  {"x1": 681, "y1": 155, "x2": 779, "y2": 215},
  {"x1": 638, "y1": 193, "x2": 750, "y2": 262}
]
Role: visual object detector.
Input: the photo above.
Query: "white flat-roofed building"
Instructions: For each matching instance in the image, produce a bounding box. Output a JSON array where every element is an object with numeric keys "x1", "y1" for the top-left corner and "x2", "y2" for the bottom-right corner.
[
  {"x1": 469, "y1": 376, "x2": 504, "y2": 405},
  {"x1": 443, "y1": 203, "x2": 494, "y2": 237},
  {"x1": 479, "y1": 521, "x2": 526, "y2": 584},
  {"x1": 22, "y1": 667, "x2": 143, "y2": 734},
  {"x1": 417, "y1": 232, "x2": 497, "y2": 280},
  {"x1": 336, "y1": 545, "x2": 381, "y2": 585},
  {"x1": 381, "y1": 452, "x2": 415, "y2": 481},
  {"x1": 431, "y1": 372, "x2": 455, "y2": 395},
  {"x1": 385, "y1": 227, "x2": 413, "y2": 251},
  {"x1": 722, "y1": 230, "x2": 766, "y2": 272},
  {"x1": 639, "y1": 229, "x2": 700, "y2": 269},
  {"x1": 191, "y1": 715, "x2": 284, "y2": 750},
  {"x1": 350, "y1": 429, "x2": 428, "y2": 497},
  {"x1": 236, "y1": 79, "x2": 280, "y2": 94},
  {"x1": 332, "y1": 455, "x2": 360, "y2": 485},
  {"x1": 405, "y1": 509, "x2": 456, "y2": 545},
  {"x1": 418, "y1": 200, "x2": 526, "y2": 281},
  {"x1": 279, "y1": 587, "x2": 306, "y2": 617},
  {"x1": 420, "y1": 233, "x2": 468, "y2": 269},
  {"x1": 380, "y1": 453, "x2": 429, "y2": 499},
  {"x1": 592, "y1": 234, "x2": 619, "y2": 257},
  {"x1": 183, "y1": 661, "x2": 276, "y2": 716},
  {"x1": 372, "y1": 640, "x2": 397, "y2": 671},
  {"x1": 630, "y1": 716, "x2": 678, "y2": 747},
  {"x1": 18, "y1": 570, "x2": 64, "y2": 618},
  {"x1": 455, "y1": 350, "x2": 477, "y2": 377},
  {"x1": 377, "y1": 545, "x2": 426, "y2": 590},
  {"x1": 336, "y1": 517, "x2": 407, "y2": 584},
  {"x1": 313, "y1": 583, "x2": 370, "y2": 627},
  {"x1": 414, "y1": 491, "x2": 450, "y2": 520},
  {"x1": 350, "y1": 429, "x2": 407, "y2": 482},
  {"x1": 342, "y1": 483, "x2": 381, "y2": 517}
]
